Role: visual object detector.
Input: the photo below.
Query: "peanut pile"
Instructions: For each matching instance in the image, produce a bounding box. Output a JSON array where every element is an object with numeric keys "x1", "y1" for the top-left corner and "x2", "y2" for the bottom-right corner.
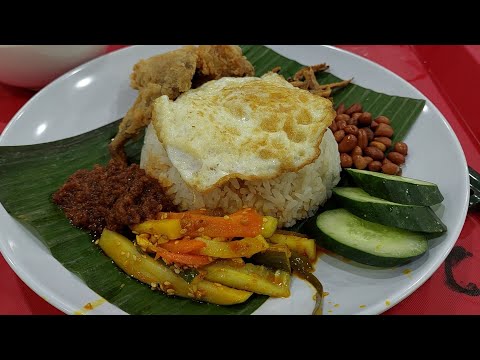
[{"x1": 330, "y1": 103, "x2": 408, "y2": 175}]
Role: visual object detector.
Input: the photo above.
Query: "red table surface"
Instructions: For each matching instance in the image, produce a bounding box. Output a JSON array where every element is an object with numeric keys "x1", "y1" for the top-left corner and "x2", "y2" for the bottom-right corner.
[{"x1": 1, "y1": 45, "x2": 479, "y2": 315}]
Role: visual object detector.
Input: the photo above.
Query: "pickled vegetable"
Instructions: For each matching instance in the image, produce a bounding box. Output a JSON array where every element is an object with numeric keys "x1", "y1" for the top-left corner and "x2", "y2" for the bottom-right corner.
[
  {"x1": 98, "y1": 229, "x2": 252, "y2": 305},
  {"x1": 193, "y1": 235, "x2": 269, "y2": 258},
  {"x1": 250, "y1": 244, "x2": 292, "y2": 272},
  {"x1": 131, "y1": 219, "x2": 182, "y2": 239},
  {"x1": 269, "y1": 233, "x2": 316, "y2": 261},
  {"x1": 261, "y1": 216, "x2": 278, "y2": 238},
  {"x1": 204, "y1": 260, "x2": 290, "y2": 297}
]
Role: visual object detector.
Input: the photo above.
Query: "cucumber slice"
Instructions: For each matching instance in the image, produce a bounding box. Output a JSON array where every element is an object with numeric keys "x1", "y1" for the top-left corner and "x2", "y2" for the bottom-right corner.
[
  {"x1": 312, "y1": 209, "x2": 428, "y2": 267},
  {"x1": 333, "y1": 187, "x2": 447, "y2": 233},
  {"x1": 346, "y1": 168, "x2": 444, "y2": 206}
]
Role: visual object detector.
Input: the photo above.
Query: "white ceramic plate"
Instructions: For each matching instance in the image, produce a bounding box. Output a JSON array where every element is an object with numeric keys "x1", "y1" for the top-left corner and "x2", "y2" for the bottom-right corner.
[{"x1": 0, "y1": 45, "x2": 469, "y2": 315}]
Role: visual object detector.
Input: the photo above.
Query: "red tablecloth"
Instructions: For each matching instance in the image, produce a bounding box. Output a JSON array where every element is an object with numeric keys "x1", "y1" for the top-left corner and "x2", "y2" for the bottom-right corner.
[{"x1": 1, "y1": 45, "x2": 479, "y2": 315}]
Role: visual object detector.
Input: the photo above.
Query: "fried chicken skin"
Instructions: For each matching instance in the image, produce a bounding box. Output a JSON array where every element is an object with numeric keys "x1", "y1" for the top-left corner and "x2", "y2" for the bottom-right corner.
[
  {"x1": 109, "y1": 46, "x2": 198, "y2": 161},
  {"x1": 194, "y1": 45, "x2": 255, "y2": 86},
  {"x1": 130, "y1": 46, "x2": 198, "y2": 94},
  {"x1": 109, "y1": 45, "x2": 254, "y2": 162}
]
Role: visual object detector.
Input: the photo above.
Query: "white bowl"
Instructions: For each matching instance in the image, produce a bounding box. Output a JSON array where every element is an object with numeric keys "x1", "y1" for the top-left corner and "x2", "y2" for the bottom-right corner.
[{"x1": 0, "y1": 45, "x2": 108, "y2": 89}]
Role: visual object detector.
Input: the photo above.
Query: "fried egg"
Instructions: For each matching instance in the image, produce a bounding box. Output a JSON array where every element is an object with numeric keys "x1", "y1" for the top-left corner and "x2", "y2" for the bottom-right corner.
[{"x1": 151, "y1": 72, "x2": 335, "y2": 193}]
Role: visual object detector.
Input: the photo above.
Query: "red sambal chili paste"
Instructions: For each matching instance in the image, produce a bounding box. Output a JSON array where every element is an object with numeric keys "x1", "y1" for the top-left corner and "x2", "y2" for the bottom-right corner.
[{"x1": 52, "y1": 159, "x2": 175, "y2": 237}]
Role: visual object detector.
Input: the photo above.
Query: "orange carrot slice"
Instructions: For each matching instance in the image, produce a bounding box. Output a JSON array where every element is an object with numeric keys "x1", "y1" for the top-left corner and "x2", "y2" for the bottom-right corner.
[
  {"x1": 162, "y1": 208, "x2": 263, "y2": 238},
  {"x1": 153, "y1": 246, "x2": 212, "y2": 266}
]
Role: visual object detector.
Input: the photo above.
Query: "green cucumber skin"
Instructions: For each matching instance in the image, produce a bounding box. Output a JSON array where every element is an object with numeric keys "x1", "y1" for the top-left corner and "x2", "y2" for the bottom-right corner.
[
  {"x1": 302, "y1": 210, "x2": 427, "y2": 268},
  {"x1": 346, "y1": 169, "x2": 444, "y2": 206},
  {"x1": 316, "y1": 231, "x2": 424, "y2": 267},
  {"x1": 333, "y1": 190, "x2": 447, "y2": 234}
]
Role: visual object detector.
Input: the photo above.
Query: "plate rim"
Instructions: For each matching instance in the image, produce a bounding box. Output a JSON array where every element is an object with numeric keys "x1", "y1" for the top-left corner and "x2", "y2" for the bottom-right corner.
[{"x1": 0, "y1": 45, "x2": 470, "y2": 315}]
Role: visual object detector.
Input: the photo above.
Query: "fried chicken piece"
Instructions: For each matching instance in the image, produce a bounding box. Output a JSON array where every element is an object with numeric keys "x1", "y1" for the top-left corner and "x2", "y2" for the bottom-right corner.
[
  {"x1": 109, "y1": 46, "x2": 198, "y2": 161},
  {"x1": 109, "y1": 45, "x2": 254, "y2": 162},
  {"x1": 130, "y1": 45, "x2": 198, "y2": 94},
  {"x1": 194, "y1": 45, "x2": 255, "y2": 86}
]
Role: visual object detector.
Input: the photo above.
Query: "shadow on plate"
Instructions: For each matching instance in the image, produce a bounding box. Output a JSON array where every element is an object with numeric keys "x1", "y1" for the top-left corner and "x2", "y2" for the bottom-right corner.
[{"x1": 316, "y1": 249, "x2": 430, "y2": 280}]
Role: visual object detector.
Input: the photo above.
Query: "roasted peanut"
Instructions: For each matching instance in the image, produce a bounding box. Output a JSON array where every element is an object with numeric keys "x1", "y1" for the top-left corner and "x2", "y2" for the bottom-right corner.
[
  {"x1": 353, "y1": 155, "x2": 369, "y2": 170},
  {"x1": 368, "y1": 160, "x2": 382, "y2": 172},
  {"x1": 334, "y1": 130, "x2": 345, "y2": 143},
  {"x1": 329, "y1": 121, "x2": 338, "y2": 133},
  {"x1": 375, "y1": 115, "x2": 391, "y2": 125},
  {"x1": 345, "y1": 103, "x2": 362, "y2": 115},
  {"x1": 335, "y1": 103, "x2": 408, "y2": 171},
  {"x1": 394, "y1": 142, "x2": 408, "y2": 155},
  {"x1": 357, "y1": 129, "x2": 369, "y2": 149},
  {"x1": 364, "y1": 127, "x2": 374, "y2": 142},
  {"x1": 387, "y1": 151, "x2": 406, "y2": 165},
  {"x1": 374, "y1": 137, "x2": 392, "y2": 148},
  {"x1": 350, "y1": 112, "x2": 362, "y2": 122},
  {"x1": 364, "y1": 146, "x2": 385, "y2": 160},
  {"x1": 358, "y1": 112, "x2": 372, "y2": 126},
  {"x1": 363, "y1": 156, "x2": 373, "y2": 165},
  {"x1": 347, "y1": 117, "x2": 358, "y2": 126},
  {"x1": 369, "y1": 141, "x2": 387, "y2": 152},
  {"x1": 351, "y1": 146, "x2": 363, "y2": 157},
  {"x1": 382, "y1": 162, "x2": 399, "y2": 175},
  {"x1": 375, "y1": 123, "x2": 394, "y2": 138},
  {"x1": 338, "y1": 134, "x2": 358, "y2": 153},
  {"x1": 336, "y1": 120, "x2": 347, "y2": 130},
  {"x1": 335, "y1": 114, "x2": 350, "y2": 122},
  {"x1": 340, "y1": 153, "x2": 353, "y2": 168},
  {"x1": 344, "y1": 125, "x2": 359, "y2": 136}
]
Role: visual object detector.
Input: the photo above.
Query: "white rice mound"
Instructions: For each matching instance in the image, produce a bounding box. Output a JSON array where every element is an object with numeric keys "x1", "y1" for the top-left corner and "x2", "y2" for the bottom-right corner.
[{"x1": 140, "y1": 123, "x2": 341, "y2": 227}]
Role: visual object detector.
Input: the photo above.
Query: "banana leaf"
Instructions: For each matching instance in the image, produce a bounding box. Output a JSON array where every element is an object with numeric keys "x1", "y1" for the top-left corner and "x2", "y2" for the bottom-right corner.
[{"x1": 0, "y1": 45, "x2": 425, "y2": 315}]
